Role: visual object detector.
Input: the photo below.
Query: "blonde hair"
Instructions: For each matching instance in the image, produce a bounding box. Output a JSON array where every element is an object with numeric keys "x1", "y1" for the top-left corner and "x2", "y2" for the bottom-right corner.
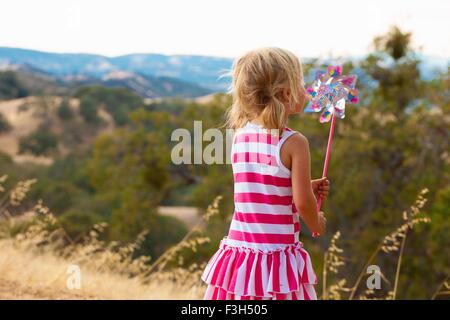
[{"x1": 225, "y1": 47, "x2": 304, "y2": 135}]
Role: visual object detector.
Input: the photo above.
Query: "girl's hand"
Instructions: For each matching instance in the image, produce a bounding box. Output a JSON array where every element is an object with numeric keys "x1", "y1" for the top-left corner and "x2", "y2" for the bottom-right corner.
[
  {"x1": 311, "y1": 177, "x2": 330, "y2": 201},
  {"x1": 317, "y1": 211, "x2": 327, "y2": 235}
]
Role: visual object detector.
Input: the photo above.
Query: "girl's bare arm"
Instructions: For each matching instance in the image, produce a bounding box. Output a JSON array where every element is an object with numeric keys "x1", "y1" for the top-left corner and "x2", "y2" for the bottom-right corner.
[{"x1": 281, "y1": 133, "x2": 326, "y2": 234}]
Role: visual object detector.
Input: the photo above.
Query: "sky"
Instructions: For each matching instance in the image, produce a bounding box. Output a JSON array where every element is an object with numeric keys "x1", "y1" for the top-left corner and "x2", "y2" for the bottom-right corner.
[{"x1": 1, "y1": 0, "x2": 449, "y2": 58}]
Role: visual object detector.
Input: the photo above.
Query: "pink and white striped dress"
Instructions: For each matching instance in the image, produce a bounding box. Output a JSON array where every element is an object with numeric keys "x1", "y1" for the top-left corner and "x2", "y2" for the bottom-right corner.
[{"x1": 202, "y1": 121, "x2": 318, "y2": 300}]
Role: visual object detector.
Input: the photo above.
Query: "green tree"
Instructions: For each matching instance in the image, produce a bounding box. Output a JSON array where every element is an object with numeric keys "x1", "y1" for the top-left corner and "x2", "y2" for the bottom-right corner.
[
  {"x1": 75, "y1": 86, "x2": 143, "y2": 125},
  {"x1": 79, "y1": 96, "x2": 100, "y2": 124},
  {"x1": 0, "y1": 112, "x2": 11, "y2": 133},
  {"x1": 0, "y1": 71, "x2": 29, "y2": 99},
  {"x1": 18, "y1": 128, "x2": 59, "y2": 156},
  {"x1": 57, "y1": 97, "x2": 73, "y2": 120},
  {"x1": 307, "y1": 26, "x2": 450, "y2": 298}
]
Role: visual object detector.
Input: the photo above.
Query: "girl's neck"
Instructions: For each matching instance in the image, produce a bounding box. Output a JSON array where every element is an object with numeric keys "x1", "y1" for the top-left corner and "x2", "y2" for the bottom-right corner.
[
  {"x1": 250, "y1": 116, "x2": 265, "y2": 127},
  {"x1": 251, "y1": 114, "x2": 289, "y2": 129}
]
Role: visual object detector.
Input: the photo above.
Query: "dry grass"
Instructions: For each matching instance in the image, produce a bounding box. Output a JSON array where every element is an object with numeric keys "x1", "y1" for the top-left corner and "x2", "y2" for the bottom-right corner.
[
  {"x1": 0, "y1": 239, "x2": 203, "y2": 299},
  {"x1": 0, "y1": 174, "x2": 220, "y2": 300},
  {"x1": 0, "y1": 173, "x2": 447, "y2": 300}
]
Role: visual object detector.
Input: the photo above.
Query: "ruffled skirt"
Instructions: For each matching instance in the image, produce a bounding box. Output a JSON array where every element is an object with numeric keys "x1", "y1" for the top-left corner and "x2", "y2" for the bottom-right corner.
[{"x1": 201, "y1": 238, "x2": 318, "y2": 300}]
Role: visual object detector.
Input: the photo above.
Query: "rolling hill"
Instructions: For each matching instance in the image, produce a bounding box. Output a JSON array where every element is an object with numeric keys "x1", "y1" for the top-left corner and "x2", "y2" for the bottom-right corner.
[{"x1": 0, "y1": 47, "x2": 233, "y2": 95}]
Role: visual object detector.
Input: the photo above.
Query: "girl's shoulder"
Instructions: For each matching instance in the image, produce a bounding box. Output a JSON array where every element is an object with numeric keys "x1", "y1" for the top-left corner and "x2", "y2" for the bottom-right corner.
[
  {"x1": 279, "y1": 128, "x2": 309, "y2": 172},
  {"x1": 281, "y1": 126, "x2": 304, "y2": 141},
  {"x1": 281, "y1": 128, "x2": 309, "y2": 153}
]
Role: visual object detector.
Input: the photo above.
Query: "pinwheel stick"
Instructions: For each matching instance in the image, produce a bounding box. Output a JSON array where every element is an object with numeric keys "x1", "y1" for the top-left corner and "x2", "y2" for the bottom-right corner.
[
  {"x1": 312, "y1": 113, "x2": 336, "y2": 237},
  {"x1": 317, "y1": 113, "x2": 336, "y2": 210}
]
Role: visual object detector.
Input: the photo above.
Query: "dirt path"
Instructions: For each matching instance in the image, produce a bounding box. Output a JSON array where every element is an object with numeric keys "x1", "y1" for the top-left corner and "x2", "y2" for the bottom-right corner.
[
  {"x1": 0, "y1": 278, "x2": 99, "y2": 300},
  {"x1": 158, "y1": 206, "x2": 201, "y2": 228}
]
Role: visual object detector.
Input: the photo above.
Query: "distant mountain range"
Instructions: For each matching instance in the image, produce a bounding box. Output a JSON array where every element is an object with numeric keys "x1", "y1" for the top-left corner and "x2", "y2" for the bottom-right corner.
[
  {"x1": 0, "y1": 47, "x2": 447, "y2": 99},
  {"x1": 0, "y1": 47, "x2": 233, "y2": 98}
]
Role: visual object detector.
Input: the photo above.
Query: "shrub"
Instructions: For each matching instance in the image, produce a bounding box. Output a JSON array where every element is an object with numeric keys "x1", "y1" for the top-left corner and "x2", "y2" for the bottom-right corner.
[{"x1": 18, "y1": 129, "x2": 59, "y2": 156}]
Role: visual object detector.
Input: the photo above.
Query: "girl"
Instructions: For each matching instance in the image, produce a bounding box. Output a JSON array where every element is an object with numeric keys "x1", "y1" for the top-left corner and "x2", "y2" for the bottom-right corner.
[{"x1": 201, "y1": 47, "x2": 329, "y2": 300}]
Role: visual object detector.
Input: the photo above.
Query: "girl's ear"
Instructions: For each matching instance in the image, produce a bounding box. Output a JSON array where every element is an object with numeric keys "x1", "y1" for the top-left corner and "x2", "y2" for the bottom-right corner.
[{"x1": 282, "y1": 88, "x2": 291, "y2": 103}]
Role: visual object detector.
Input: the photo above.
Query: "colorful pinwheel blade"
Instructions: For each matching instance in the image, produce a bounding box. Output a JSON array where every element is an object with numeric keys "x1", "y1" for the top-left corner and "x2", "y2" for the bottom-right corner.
[
  {"x1": 304, "y1": 66, "x2": 358, "y2": 122},
  {"x1": 347, "y1": 88, "x2": 359, "y2": 104},
  {"x1": 334, "y1": 75, "x2": 357, "y2": 88},
  {"x1": 319, "y1": 108, "x2": 333, "y2": 123},
  {"x1": 334, "y1": 98, "x2": 346, "y2": 111},
  {"x1": 334, "y1": 99, "x2": 346, "y2": 119},
  {"x1": 304, "y1": 100, "x2": 322, "y2": 113}
]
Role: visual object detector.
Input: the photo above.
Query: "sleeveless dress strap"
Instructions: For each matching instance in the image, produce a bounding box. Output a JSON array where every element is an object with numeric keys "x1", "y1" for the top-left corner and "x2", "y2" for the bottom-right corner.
[{"x1": 276, "y1": 128, "x2": 297, "y2": 175}]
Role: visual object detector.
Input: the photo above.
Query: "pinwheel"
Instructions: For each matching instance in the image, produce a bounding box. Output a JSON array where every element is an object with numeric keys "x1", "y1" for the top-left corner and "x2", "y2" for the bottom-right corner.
[
  {"x1": 304, "y1": 65, "x2": 359, "y2": 236},
  {"x1": 305, "y1": 65, "x2": 358, "y2": 122}
]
